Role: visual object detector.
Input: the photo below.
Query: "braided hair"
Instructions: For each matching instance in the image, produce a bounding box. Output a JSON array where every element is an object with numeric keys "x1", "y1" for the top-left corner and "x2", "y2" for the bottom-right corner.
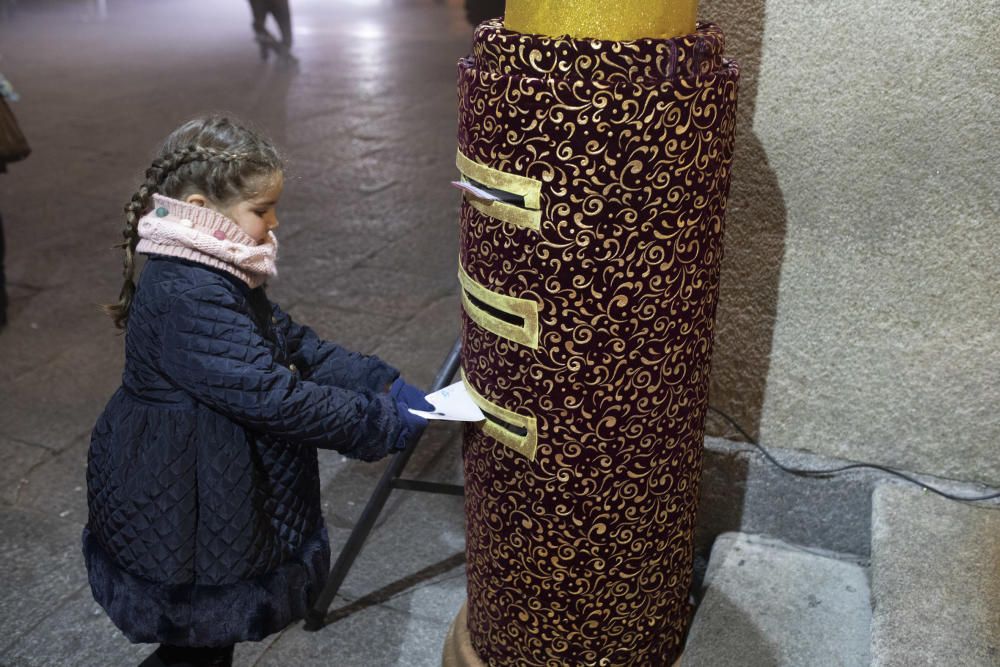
[{"x1": 105, "y1": 116, "x2": 283, "y2": 329}]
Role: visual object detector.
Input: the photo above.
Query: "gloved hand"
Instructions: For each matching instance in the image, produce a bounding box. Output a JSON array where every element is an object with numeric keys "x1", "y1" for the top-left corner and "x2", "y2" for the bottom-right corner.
[
  {"x1": 388, "y1": 379, "x2": 433, "y2": 452},
  {"x1": 391, "y1": 400, "x2": 428, "y2": 452},
  {"x1": 389, "y1": 378, "x2": 434, "y2": 412}
]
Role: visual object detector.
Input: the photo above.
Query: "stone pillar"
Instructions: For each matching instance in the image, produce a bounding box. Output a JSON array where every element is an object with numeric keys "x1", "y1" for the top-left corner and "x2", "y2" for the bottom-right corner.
[{"x1": 445, "y1": 12, "x2": 739, "y2": 666}]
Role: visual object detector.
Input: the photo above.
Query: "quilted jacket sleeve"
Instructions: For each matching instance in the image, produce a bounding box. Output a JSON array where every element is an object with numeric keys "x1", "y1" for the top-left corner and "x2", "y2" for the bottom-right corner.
[
  {"x1": 159, "y1": 284, "x2": 401, "y2": 461},
  {"x1": 271, "y1": 302, "x2": 399, "y2": 393}
]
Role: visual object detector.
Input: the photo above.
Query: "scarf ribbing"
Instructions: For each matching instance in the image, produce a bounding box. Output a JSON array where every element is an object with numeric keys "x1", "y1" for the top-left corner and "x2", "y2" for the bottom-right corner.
[{"x1": 135, "y1": 194, "x2": 278, "y2": 288}]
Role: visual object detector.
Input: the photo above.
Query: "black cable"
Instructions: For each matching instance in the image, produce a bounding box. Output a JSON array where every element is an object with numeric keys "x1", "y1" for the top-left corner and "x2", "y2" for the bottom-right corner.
[{"x1": 707, "y1": 405, "x2": 1000, "y2": 503}]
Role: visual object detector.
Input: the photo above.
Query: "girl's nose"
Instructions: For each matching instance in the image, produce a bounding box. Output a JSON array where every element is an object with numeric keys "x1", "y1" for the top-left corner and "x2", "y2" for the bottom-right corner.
[{"x1": 267, "y1": 215, "x2": 279, "y2": 230}]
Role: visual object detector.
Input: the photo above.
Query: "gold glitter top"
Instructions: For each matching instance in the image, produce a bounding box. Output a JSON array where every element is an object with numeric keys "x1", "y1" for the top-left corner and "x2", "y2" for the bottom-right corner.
[{"x1": 505, "y1": 0, "x2": 698, "y2": 41}]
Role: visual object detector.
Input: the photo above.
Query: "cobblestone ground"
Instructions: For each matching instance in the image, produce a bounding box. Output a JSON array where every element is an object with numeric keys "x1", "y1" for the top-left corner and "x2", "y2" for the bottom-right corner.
[{"x1": 0, "y1": 1, "x2": 475, "y2": 664}]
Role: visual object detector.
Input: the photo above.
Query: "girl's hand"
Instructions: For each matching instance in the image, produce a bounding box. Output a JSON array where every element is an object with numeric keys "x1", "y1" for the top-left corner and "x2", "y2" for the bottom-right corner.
[
  {"x1": 389, "y1": 378, "x2": 433, "y2": 412},
  {"x1": 391, "y1": 401, "x2": 428, "y2": 452}
]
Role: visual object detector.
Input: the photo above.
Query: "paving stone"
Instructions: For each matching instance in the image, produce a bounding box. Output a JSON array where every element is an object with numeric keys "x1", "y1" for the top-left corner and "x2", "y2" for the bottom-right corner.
[
  {"x1": 0, "y1": 260, "x2": 120, "y2": 384},
  {"x1": 372, "y1": 294, "x2": 463, "y2": 390},
  {"x1": 280, "y1": 302, "x2": 404, "y2": 356},
  {"x1": 319, "y1": 419, "x2": 464, "y2": 522},
  {"x1": 399, "y1": 422, "x2": 466, "y2": 492},
  {"x1": 0, "y1": 328, "x2": 122, "y2": 450},
  {"x1": 0, "y1": 507, "x2": 87, "y2": 656},
  {"x1": 253, "y1": 602, "x2": 451, "y2": 667},
  {"x1": 315, "y1": 424, "x2": 460, "y2": 516},
  {"x1": 374, "y1": 558, "x2": 468, "y2": 625},
  {"x1": 697, "y1": 436, "x2": 877, "y2": 558},
  {"x1": 15, "y1": 435, "x2": 89, "y2": 525},
  {"x1": 0, "y1": 436, "x2": 51, "y2": 505},
  {"x1": 0, "y1": 177, "x2": 118, "y2": 253},
  {"x1": 1, "y1": 586, "x2": 149, "y2": 667},
  {"x1": 684, "y1": 532, "x2": 871, "y2": 667},
  {"x1": 1, "y1": 281, "x2": 42, "y2": 335},
  {"x1": 361, "y1": 218, "x2": 462, "y2": 283},
  {"x1": 871, "y1": 483, "x2": 1000, "y2": 667},
  {"x1": 294, "y1": 265, "x2": 459, "y2": 322},
  {"x1": 319, "y1": 423, "x2": 466, "y2": 602},
  {"x1": 326, "y1": 482, "x2": 466, "y2": 597},
  {"x1": 233, "y1": 635, "x2": 282, "y2": 666},
  {"x1": 269, "y1": 226, "x2": 395, "y2": 294}
]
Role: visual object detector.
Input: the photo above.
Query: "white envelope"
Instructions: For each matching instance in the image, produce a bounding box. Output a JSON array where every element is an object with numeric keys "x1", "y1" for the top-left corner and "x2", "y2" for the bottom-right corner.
[
  {"x1": 409, "y1": 381, "x2": 485, "y2": 422},
  {"x1": 451, "y1": 179, "x2": 500, "y2": 201}
]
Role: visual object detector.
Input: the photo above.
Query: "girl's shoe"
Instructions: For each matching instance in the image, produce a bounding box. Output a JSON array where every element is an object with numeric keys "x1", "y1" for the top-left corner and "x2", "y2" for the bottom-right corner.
[{"x1": 138, "y1": 644, "x2": 234, "y2": 667}]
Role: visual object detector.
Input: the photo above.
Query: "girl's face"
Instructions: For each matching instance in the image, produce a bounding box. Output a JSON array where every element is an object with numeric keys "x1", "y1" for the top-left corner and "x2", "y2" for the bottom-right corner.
[
  {"x1": 185, "y1": 171, "x2": 284, "y2": 244},
  {"x1": 223, "y1": 172, "x2": 284, "y2": 244}
]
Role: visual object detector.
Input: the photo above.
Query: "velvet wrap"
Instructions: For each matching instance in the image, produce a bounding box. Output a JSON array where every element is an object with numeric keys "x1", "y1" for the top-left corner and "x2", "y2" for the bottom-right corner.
[{"x1": 457, "y1": 20, "x2": 739, "y2": 666}]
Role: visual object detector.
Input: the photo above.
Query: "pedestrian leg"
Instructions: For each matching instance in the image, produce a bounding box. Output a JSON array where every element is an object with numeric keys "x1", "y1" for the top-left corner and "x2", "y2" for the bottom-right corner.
[
  {"x1": 269, "y1": 0, "x2": 296, "y2": 62},
  {"x1": 249, "y1": 0, "x2": 279, "y2": 60}
]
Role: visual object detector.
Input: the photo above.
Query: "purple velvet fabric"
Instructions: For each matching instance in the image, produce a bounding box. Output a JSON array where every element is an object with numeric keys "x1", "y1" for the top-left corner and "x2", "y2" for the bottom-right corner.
[{"x1": 458, "y1": 20, "x2": 739, "y2": 666}]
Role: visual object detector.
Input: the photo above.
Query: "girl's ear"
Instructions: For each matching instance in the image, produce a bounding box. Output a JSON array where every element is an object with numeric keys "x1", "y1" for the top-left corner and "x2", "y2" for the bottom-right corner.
[{"x1": 185, "y1": 193, "x2": 209, "y2": 207}]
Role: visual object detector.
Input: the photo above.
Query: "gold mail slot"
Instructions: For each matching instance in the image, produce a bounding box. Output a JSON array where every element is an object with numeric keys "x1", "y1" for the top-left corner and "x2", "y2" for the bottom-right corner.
[
  {"x1": 456, "y1": 150, "x2": 542, "y2": 231},
  {"x1": 459, "y1": 264, "x2": 539, "y2": 350},
  {"x1": 463, "y1": 372, "x2": 538, "y2": 461}
]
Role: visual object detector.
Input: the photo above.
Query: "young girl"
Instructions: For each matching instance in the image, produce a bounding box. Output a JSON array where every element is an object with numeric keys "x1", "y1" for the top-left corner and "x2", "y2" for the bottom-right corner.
[{"x1": 83, "y1": 115, "x2": 430, "y2": 667}]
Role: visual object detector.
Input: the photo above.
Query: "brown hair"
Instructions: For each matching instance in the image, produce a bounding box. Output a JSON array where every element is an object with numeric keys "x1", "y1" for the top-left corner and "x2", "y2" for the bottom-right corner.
[{"x1": 105, "y1": 115, "x2": 283, "y2": 329}]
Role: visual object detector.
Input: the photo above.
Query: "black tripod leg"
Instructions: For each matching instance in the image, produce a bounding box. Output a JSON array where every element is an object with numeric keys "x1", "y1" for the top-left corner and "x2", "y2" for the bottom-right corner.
[{"x1": 304, "y1": 336, "x2": 463, "y2": 630}]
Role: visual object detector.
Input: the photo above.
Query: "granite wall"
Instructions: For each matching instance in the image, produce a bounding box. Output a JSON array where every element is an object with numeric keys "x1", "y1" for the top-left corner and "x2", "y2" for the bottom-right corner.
[{"x1": 699, "y1": 0, "x2": 999, "y2": 485}]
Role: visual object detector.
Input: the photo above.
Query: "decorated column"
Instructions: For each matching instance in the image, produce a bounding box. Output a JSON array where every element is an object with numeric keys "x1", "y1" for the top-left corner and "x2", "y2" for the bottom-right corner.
[{"x1": 446, "y1": 3, "x2": 738, "y2": 665}]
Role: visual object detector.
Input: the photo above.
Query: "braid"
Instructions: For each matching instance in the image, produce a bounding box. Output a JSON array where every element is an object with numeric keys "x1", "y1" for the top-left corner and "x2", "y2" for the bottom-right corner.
[
  {"x1": 103, "y1": 145, "x2": 240, "y2": 329},
  {"x1": 103, "y1": 115, "x2": 282, "y2": 329},
  {"x1": 104, "y1": 170, "x2": 161, "y2": 329},
  {"x1": 197, "y1": 146, "x2": 255, "y2": 164}
]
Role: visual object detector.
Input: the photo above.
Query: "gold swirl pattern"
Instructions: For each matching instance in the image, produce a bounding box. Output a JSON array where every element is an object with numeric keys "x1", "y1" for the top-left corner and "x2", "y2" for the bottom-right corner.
[{"x1": 458, "y1": 19, "x2": 739, "y2": 666}]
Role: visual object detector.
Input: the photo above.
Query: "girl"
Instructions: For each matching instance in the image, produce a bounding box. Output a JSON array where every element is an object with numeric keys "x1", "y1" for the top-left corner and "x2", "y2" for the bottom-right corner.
[{"x1": 84, "y1": 115, "x2": 430, "y2": 667}]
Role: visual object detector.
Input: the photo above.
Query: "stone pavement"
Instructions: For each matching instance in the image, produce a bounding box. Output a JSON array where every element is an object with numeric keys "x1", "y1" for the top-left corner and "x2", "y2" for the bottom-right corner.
[
  {"x1": 0, "y1": 0, "x2": 477, "y2": 664},
  {"x1": 684, "y1": 533, "x2": 871, "y2": 667}
]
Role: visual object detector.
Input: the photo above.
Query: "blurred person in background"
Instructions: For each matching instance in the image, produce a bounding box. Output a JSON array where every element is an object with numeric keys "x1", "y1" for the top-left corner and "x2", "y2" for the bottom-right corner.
[{"x1": 249, "y1": 0, "x2": 297, "y2": 64}]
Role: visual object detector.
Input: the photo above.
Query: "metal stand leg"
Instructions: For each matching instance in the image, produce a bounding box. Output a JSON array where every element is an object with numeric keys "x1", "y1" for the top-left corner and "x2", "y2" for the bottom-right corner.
[{"x1": 304, "y1": 336, "x2": 464, "y2": 631}]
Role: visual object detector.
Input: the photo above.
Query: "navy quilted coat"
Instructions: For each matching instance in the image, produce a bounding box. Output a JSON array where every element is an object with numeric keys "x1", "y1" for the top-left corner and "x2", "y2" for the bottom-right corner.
[{"x1": 83, "y1": 255, "x2": 402, "y2": 646}]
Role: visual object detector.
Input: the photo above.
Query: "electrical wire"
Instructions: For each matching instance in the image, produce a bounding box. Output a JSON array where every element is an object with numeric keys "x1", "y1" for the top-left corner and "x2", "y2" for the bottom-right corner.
[{"x1": 707, "y1": 405, "x2": 1000, "y2": 503}]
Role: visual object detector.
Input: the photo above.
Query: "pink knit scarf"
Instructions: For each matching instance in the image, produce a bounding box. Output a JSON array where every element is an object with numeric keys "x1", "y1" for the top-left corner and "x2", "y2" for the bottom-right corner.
[{"x1": 136, "y1": 194, "x2": 278, "y2": 289}]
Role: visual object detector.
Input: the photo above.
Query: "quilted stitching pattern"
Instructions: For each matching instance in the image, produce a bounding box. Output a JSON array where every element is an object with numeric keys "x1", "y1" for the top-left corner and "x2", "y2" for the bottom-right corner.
[
  {"x1": 88, "y1": 399, "x2": 198, "y2": 584},
  {"x1": 87, "y1": 256, "x2": 401, "y2": 591},
  {"x1": 274, "y1": 304, "x2": 398, "y2": 393}
]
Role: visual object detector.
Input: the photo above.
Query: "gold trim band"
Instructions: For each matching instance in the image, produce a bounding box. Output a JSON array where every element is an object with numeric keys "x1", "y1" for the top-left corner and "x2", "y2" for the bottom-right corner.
[
  {"x1": 459, "y1": 264, "x2": 540, "y2": 349},
  {"x1": 466, "y1": 197, "x2": 541, "y2": 231},
  {"x1": 462, "y1": 372, "x2": 538, "y2": 461},
  {"x1": 456, "y1": 150, "x2": 543, "y2": 231},
  {"x1": 456, "y1": 151, "x2": 541, "y2": 209}
]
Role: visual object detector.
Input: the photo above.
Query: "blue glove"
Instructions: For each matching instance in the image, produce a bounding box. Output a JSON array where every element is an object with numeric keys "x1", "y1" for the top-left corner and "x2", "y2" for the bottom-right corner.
[
  {"x1": 391, "y1": 400, "x2": 428, "y2": 451},
  {"x1": 389, "y1": 378, "x2": 433, "y2": 412}
]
